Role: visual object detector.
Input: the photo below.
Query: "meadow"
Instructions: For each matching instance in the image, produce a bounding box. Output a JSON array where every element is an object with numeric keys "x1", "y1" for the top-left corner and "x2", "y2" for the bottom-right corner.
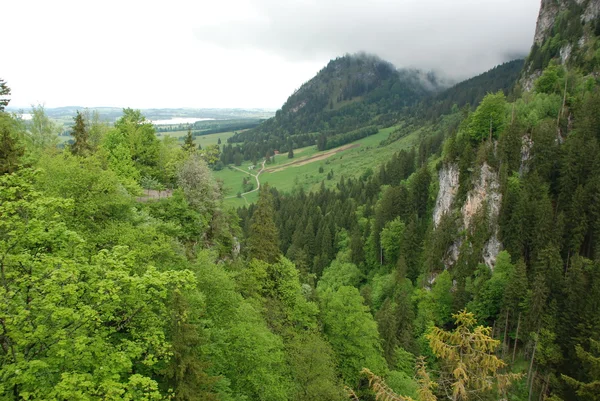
[
  {"x1": 214, "y1": 123, "x2": 424, "y2": 208},
  {"x1": 158, "y1": 130, "x2": 237, "y2": 147}
]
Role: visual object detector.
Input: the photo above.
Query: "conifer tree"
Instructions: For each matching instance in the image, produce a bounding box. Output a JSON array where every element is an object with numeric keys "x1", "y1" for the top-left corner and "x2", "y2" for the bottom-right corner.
[
  {"x1": 427, "y1": 310, "x2": 522, "y2": 400},
  {"x1": 562, "y1": 339, "x2": 600, "y2": 401},
  {"x1": 70, "y1": 110, "x2": 91, "y2": 156},
  {"x1": 246, "y1": 185, "x2": 280, "y2": 263},
  {"x1": 0, "y1": 113, "x2": 24, "y2": 174},
  {"x1": 288, "y1": 148, "x2": 294, "y2": 158},
  {"x1": 0, "y1": 78, "x2": 11, "y2": 111},
  {"x1": 163, "y1": 291, "x2": 218, "y2": 401},
  {"x1": 182, "y1": 129, "x2": 195, "y2": 153}
]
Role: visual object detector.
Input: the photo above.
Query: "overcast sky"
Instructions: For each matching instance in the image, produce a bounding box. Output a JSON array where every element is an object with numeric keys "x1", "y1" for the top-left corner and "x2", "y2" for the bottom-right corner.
[{"x1": 4, "y1": 0, "x2": 540, "y2": 109}]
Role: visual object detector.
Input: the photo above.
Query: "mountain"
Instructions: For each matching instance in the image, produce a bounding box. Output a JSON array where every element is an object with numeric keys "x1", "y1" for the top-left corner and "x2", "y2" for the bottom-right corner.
[
  {"x1": 417, "y1": 59, "x2": 525, "y2": 120},
  {"x1": 520, "y1": 0, "x2": 600, "y2": 90},
  {"x1": 227, "y1": 53, "x2": 450, "y2": 155}
]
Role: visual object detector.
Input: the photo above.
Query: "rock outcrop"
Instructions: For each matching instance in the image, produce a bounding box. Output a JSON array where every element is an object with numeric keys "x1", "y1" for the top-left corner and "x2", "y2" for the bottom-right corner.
[{"x1": 433, "y1": 164, "x2": 459, "y2": 228}]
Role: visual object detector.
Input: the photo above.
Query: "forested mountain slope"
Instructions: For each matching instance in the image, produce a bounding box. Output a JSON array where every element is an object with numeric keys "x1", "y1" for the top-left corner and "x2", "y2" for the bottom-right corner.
[
  {"x1": 2, "y1": 0, "x2": 600, "y2": 400},
  {"x1": 226, "y1": 53, "x2": 449, "y2": 159},
  {"x1": 417, "y1": 59, "x2": 525, "y2": 120}
]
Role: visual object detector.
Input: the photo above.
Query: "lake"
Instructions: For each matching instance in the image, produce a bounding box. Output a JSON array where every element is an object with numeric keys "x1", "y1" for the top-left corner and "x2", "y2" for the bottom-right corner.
[{"x1": 150, "y1": 117, "x2": 215, "y2": 125}]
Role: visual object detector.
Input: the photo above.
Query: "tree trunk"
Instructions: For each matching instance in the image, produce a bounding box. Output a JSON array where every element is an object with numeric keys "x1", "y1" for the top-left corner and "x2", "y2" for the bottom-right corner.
[
  {"x1": 528, "y1": 369, "x2": 537, "y2": 401},
  {"x1": 527, "y1": 329, "x2": 539, "y2": 390},
  {"x1": 503, "y1": 309, "x2": 510, "y2": 359},
  {"x1": 513, "y1": 312, "x2": 521, "y2": 363}
]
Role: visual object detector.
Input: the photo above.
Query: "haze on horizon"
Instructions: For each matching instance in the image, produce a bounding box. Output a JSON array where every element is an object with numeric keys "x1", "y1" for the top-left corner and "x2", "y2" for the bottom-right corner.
[{"x1": 4, "y1": 0, "x2": 539, "y2": 110}]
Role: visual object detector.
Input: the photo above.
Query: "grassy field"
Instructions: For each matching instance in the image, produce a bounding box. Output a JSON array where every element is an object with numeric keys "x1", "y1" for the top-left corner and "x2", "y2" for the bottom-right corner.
[
  {"x1": 215, "y1": 123, "x2": 423, "y2": 208},
  {"x1": 158, "y1": 130, "x2": 237, "y2": 147}
]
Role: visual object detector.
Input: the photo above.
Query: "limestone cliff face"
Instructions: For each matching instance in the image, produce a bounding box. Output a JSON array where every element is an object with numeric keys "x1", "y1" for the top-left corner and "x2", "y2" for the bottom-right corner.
[
  {"x1": 433, "y1": 162, "x2": 503, "y2": 270},
  {"x1": 433, "y1": 164, "x2": 459, "y2": 228},
  {"x1": 461, "y1": 163, "x2": 503, "y2": 269}
]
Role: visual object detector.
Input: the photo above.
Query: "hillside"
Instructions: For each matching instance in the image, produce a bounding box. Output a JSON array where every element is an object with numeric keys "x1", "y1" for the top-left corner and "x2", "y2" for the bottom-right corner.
[
  {"x1": 417, "y1": 59, "x2": 525, "y2": 119},
  {"x1": 227, "y1": 53, "x2": 449, "y2": 160}
]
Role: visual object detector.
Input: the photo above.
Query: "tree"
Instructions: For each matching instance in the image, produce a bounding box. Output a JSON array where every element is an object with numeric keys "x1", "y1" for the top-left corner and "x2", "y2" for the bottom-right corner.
[
  {"x1": 217, "y1": 137, "x2": 222, "y2": 145},
  {"x1": 562, "y1": 339, "x2": 600, "y2": 401},
  {"x1": 199, "y1": 144, "x2": 220, "y2": 166},
  {"x1": 246, "y1": 185, "x2": 280, "y2": 263},
  {"x1": 28, "y1": 104, "x2": 58, "y2": 151},
  {"x1": 467, "y1": 91, "x2": 507, "y2": 142},
  {"x1": 0, "y1": 112, "x2": 24, "y2": 174},
  {"x1": 114, "y1": 108, "x2": 160, "y2": 176},
  {"x1": 176, "y1": 154, "x2": 220, "y2": 214},
  {"x1": 70, "y1": 110, "x2": 91, "y2": 156},
  {"x1": 182, "y1": 129, "x2": 195, "y2": 153},
  {"x1": 427, "y1": 310, "x2": 522, "y2": 401},
  {"x1": 320, "y1": 285, "x2": 387, "y2": 385},
  {"x1": 0, "y1": 78, "x2": 11, "y2": 111},
  {"x1": 287, "y1": 332, "x2": 344, "y2": 401},
  {"x1": 288, "y1": 148, "x2": 294, "y2": 158}
]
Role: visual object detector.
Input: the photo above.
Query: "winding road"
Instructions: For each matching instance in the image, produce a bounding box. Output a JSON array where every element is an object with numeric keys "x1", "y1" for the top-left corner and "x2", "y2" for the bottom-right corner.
[{"x1": 225, "y1": 159, "x2": 266, "y2": 203}]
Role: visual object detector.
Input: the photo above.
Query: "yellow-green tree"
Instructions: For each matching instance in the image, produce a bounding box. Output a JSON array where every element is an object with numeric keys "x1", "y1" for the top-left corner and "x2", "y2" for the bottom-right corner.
[{"x1": 427, "y1": 310, "x2": 522, "y2": 401}]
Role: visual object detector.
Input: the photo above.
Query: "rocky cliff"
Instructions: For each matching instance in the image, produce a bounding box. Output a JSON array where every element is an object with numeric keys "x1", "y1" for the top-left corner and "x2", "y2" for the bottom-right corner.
[{"x1": 521, "y1": 0, "x2": 600, "y2": 90}]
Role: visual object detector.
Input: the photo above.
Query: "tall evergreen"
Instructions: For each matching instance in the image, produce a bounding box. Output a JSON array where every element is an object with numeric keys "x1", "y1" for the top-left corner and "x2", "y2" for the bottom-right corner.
[
  {"x1": 246, "y1": 185, "x2": 280, "y2": 263},
  {"x1": 182, "y1": 129, "x2": 195, "y2": 153},
  {"x1": 0, "y1": 78, "x2": 10, "y2": 111},
  {"x1": 70, "y1": 111, "x2": 91, "y2": 156},
  {"x1": 0, "y1": 114, "x2": 24, "y2": 174}
]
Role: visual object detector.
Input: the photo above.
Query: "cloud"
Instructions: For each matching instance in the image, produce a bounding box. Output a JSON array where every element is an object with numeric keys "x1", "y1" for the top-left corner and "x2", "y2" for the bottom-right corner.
[
  {"x1": 194, "y1": 0, "x2": 539, "y2": 79},
  {"x1": 3, "y1": 0, "x2": 540, "y2": 108}
]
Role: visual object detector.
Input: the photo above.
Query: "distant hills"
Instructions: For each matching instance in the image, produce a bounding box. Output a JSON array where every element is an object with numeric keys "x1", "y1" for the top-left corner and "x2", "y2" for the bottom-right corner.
[{"x1": 6, "y1": 106, "x2": 275, "y2": 124}]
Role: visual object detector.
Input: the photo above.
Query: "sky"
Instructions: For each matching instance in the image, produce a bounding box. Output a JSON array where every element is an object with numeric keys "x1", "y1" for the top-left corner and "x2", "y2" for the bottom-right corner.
[{"x1": 4, "y1": 0, "x2": 540, "y2": 110}]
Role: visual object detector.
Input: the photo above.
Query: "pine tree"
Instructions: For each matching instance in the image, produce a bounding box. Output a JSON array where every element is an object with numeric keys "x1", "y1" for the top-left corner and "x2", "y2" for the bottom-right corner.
[
  {"x1": 0, "y1": 78, "x2": 11, "y2": 111},
  {"x1": 182, "y1": 129, "x2": 195, "y2": 153},
  {"x1": 0, "y1": 114, "x2": 24, "y2": 174},
  {"x1": 70, "y1": 111, "x2": 91, "y2": 156},
  {"x1": 562, "y1": 339, "x2": 600, "y2": 401},
  {"x1": 288, "y1": 148, "x2": 294, "y2": 158},
  {"x1": 246, "y1": 185, "x2": 280, "y2": 263},
  {"x1": 427, "y1": 310, "x2": 522, "y2": 400},
  {"x1": 163, "y1": 291, "x2": 218, "y2": 401}
]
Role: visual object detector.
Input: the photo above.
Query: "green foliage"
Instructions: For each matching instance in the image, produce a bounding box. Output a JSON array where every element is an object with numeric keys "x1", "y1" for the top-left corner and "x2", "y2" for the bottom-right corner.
[
  {"x1": 467, "y1": 91, "x2": 507, "y2": 142},
  {"x1": 70, "y1": 110, "x2": 91, "y2": 156},
  {"x1": 27, "y1": 104, "x2": 59, "y2": 153},
  {"x1": 562, "y1": 339, "x2": 600, "y2": 401},
  {"x1": 114, "y1": 108, "x2": 160, "y2": 177},
  {"x1": 176, "y1": 154, "x2": 220, "y2": 214},
  {"x1": 0, "y1": 170, "x2": 194, "y2": 399},
  {"x1": 320, "y1": 285, "x2": 387, "y2": 384},
  {"x1": 317, "y1": 258, "x2": 363, "y2": 292},
  {"x1": 100, "y1": 127, "x2": 141, "y2": 190},
  {"x1": 0, "y1": 78, "x2": 10, "y2": 111},
  {"x1": 0, "y1": 112, "x2": 25, "y2": 175},
  {"x1": 381, "y1": 217, "x2": 406, "y2": 267},
  {"x1": 196, "y1": 261, "x2": 292, "y2": 401},
  {"x1": 467, "y1": 251, "x2": 514, "y2": 323},
  {"x1": 535, "y1": 62, "x2": 566, "y2": 95},
  {"x1": 246, "y1": 185, "x2": 280, "y2": 263}
]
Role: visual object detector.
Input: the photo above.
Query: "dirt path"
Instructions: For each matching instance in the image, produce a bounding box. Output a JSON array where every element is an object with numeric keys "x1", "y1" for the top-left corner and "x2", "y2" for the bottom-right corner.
[
  {"x1": 265, "y1": 143, "x2": 360, "y2": 173},
  {"x1": 225, "y1": 159, "x2": 266, "y2": 201}
]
